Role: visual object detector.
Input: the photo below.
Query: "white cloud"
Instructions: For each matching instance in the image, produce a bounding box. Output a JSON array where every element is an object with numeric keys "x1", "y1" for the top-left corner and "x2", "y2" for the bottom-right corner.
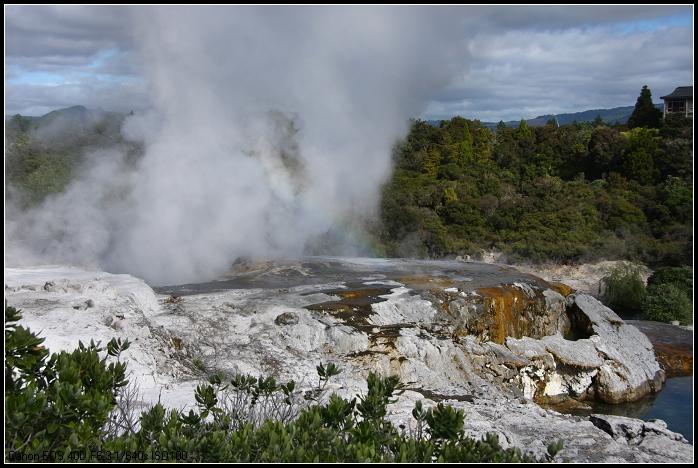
[
  {"x1": 425, "y1": 23, "x2": 693, "y2": 121},
  {"x1": 5, "y1": 5, "x2": 693, "y2": 120}
]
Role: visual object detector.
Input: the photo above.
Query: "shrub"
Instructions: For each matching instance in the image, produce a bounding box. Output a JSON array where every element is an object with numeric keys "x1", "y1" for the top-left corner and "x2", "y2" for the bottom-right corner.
[
  {"x1": 5, "y1": 305, "x2": 130, "y2": 456},
  {"x1": 641, "y1": 283, "x2": 692, "y2": 325},
  {"x1": 5, "y1": 305, "x2": 562, "y2": 463},
  {"x1": 647, "y1": 266, "x2": 693, "y2": 299},
  {"x1": 600, "y1": 264, "x2": 647, "y2": 317},
  {"x1": 192, "y1": 357, "x2": 206, "y2": 372}
]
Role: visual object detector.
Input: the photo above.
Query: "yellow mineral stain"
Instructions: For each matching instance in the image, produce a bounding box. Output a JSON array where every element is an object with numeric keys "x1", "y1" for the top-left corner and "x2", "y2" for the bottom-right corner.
[
  {"x1": 548, "y1": 282, "x2": 574, "y2": 297},
  {"x1": 476, "y1": 286, "x2": 530, "y2": 344}
]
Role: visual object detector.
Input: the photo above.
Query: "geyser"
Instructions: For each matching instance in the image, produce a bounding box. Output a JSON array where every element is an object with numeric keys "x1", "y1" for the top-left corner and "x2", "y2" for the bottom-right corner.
[{"x1": 6, "y1": 6, "x2": 467, "y2": 284}]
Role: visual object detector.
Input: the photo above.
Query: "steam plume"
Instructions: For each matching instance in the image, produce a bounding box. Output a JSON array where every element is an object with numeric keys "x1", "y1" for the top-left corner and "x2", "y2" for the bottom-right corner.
[{"x1": 7, "y1": 6, "x2": 465, "y2": 285}]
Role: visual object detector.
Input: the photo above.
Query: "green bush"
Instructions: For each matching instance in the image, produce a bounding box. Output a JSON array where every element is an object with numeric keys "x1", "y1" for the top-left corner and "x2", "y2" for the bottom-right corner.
[
  {"x1": 5, "y1": 305, "x2": 561, "y2": 463},
  {"x1": 641, "y1": 283, "x2": 692, "y2": 325},
  {"x1": 647, "y1": 266, "x2": 693, "y2": 299},
  {"x1": 600, "y1": 265, "x2": 647, "y2": 317},
  {"x1": 5, "y1": 305, "x2": 130, "y2": 456}
]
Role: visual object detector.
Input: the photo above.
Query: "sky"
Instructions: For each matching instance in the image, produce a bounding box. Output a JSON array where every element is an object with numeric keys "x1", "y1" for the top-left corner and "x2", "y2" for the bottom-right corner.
[{"x1": 4, "y1": 5, "x2": 694, "y2": 122}]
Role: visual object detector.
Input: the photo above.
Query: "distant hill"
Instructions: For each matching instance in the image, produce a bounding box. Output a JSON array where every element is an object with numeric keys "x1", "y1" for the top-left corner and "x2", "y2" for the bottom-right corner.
[
  {"x1": 10, "y1": 102, "x2": 664, "y2": 136},
  {"x1": 5, "y1": 106, "x2": 140, "y2": 206},
  {"x1": 427, "y1": 104, "x2": 664, "y2": 129},
  {"x1": 6, "y1": 106, "x2": 127, "y2": 138}
]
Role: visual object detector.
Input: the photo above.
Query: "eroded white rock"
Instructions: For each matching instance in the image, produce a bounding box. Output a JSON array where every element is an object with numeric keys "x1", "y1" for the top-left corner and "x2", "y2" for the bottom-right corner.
[{"x1": 4, "y1": 265, "x2": 689, "y2": 463}]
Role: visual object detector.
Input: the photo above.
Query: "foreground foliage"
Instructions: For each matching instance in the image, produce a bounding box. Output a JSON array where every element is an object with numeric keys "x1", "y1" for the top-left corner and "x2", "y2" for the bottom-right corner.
[{"x1": 5, "y1": 306, "x2": 562, "y2": 462}]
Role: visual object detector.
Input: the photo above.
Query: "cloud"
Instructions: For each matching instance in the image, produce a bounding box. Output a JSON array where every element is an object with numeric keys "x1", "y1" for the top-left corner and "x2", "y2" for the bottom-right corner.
[
  {"x1": 5, "y1": 5, "x2": 141, "y2": 115},
  {"x1": 424, "y1": 20, "x2": 693, "y2": 121},
  {"x1": 5, "y1": 5, "x2": 132, "y2": 58},
  {"x1": 4, "y1": 5, "x2": 693, "y2": 119},
  {"x1": 456, "y1": 5, "x2": 691, "y2": 32}
]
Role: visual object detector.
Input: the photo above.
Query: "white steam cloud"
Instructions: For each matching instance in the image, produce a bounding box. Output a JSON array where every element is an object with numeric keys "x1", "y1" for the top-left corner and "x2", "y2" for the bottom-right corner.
[{"x1": 7, "y1": 6, "x2": 466, "y2": 285}]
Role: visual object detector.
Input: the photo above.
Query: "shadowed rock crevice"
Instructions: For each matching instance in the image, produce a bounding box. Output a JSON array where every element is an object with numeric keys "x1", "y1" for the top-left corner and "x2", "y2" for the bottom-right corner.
[{"x1": 561, "y1": 301, "x2": 595, "y2": 341}]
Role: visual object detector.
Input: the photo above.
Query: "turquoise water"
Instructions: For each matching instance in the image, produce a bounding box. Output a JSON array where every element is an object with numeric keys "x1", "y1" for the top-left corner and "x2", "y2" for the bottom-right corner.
[
  {"x1": 640, "y1": 376, "x2": 693, "y2": 443},
  {"x1": 580, "y1": 377, "x2": 694, "y2": 443}
]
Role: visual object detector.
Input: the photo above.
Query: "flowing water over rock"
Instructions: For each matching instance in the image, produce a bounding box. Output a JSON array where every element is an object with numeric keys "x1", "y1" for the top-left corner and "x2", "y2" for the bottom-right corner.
[{"x1": 5, "y1": 257, "x2": 693, "y2": 462}]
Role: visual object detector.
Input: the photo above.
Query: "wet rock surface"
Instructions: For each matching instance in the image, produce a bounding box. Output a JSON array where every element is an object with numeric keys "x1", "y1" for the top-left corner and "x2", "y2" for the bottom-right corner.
[{"x1": 5, "y1": 258, "x2": 692, "y2": 462}]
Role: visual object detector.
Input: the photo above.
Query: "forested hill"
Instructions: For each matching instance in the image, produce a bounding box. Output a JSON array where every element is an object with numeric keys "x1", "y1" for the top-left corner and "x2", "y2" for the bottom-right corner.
[
  {"x1": 378, "y1": 115, "x2": 692, "y2": 268},
  {"x1": 427, "y1": 104, "x2": 664, "y2": 129},
  {"x1": 5, "y1": 106, "x2": 140, "y2": 206}
]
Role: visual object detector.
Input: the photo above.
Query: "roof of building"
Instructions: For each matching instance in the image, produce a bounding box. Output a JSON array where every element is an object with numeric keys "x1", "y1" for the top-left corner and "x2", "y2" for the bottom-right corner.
[{"x1": 661, "y1": 86, "x2": 693, "y2": 100}]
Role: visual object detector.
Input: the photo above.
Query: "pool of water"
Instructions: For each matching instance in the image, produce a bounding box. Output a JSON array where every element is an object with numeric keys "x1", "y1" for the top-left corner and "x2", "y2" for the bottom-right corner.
[
  {"x1": 567, "y1": 377, "x2": 693, "y2": 443},
  {"x1": 641, "y1": 376, "x2": 693, "y2": 442}
]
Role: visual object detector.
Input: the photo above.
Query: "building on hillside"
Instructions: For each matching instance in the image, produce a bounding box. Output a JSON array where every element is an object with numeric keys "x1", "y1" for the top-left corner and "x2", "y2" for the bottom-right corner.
[{"x1": 660, "y1": 86, "x2": 693, "y2": 119}]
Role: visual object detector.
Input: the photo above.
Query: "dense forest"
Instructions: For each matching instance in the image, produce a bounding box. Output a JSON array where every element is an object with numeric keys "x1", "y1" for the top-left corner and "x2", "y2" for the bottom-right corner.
[{"x1": 378, "y1": 89, "x2": 693, "y2": 269}]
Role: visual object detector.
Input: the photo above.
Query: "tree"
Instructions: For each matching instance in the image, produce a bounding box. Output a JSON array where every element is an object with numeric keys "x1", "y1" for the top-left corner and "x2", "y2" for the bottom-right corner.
[
  {"x1": 627, "y1": 85, "x2": 662, "y2": 129},
  {"x1": 620, "y1": 127, "x2": 660, "y2": 184},
  {"x1": 422, "y1": 148, "x2": 441, "y2": 179},
  {"x1": 647, "y1": 266, "x2": 693, "y2": 299},
  {"x1": 586, "y1": 127, "x2": 625, "y2": 180},
  {"x1": 457, "y1": 122, "x2": 474, "y2": 166},
  {"x1": 642, "y1": 283, "x2": 692, "y2": 325},
  {"x1": 600, "y1": 265, "x2": 647, "y2": 317},
  {"x1": 660, "y1": 176, "x2": 693, "y2": 223}
]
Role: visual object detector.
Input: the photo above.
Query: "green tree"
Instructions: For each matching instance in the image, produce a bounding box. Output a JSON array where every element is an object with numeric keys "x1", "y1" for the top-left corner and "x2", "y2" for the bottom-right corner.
[
  {"x1": 660, "y1": 176, "x2": 692, "y2": 223},
  {"x1": 619, "y1": 127, "x2": 660, "y2": 184},
  {"x1": 641, "y1": 283, "x2": 692, "y2": 324},
  {"x1": 378, "y1": 113, "x2": 691, "y2": 266},
  {"x1": 647, "y1": 266, "x2": 693, "y2": 299},
  {"x1": 600, "y1": 265, "x2": 647, "y2": 317},
  {"x1": 627, "y1": 85, "x2": 662, "y2": 129},
  {"x1": 586, "y1": 127, "x2": 625, "y2": 180},
  {"x1": 458, "y1": 122, "x2": 474, "y2": 166},
  {"x1": 422, "y1": 148, "x2": 442, "y2": 179}
]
